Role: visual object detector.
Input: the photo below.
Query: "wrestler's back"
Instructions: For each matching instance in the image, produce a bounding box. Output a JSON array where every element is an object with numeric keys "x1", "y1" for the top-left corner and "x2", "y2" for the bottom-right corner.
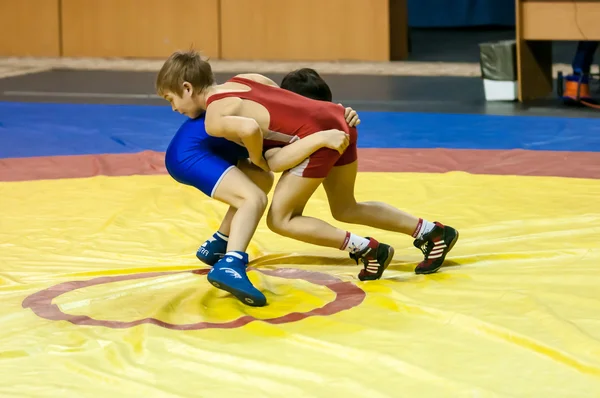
[{"x1": 206, "y1": 75, "x2": 352, "y2": 147}]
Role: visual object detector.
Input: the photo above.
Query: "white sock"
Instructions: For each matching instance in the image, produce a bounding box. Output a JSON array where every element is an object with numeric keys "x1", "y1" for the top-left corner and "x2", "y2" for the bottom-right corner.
[
  {"x1": 340, "y1": 232, "x2": 370, "y2": 253},
  {"x1": 215, "y1": 231, "x2": 229, "y2": 241},
  {"x1": 412, "y1": 219, "x2": 436, "y2": 240}
]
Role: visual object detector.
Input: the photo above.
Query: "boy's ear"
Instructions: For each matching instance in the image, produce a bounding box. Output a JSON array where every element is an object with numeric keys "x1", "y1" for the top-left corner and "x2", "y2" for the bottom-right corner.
[{"x1": 182, "y1": 81, "x2": 193, "y2": 94}]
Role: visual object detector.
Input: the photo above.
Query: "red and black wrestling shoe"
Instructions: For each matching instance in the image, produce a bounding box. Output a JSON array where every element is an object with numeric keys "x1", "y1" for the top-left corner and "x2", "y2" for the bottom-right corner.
[
  {"x1": 349, "y1": 238, "x2": 395, "y2": 281},
  {"x1": 413, "y1": 222, "x2": 459, "y2": 274}
]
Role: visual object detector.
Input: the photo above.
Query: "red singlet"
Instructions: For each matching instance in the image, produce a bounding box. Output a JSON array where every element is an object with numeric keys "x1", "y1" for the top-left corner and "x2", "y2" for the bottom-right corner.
[{"x1": 205, "y1": 76, "x2": 358, "y2": 178}]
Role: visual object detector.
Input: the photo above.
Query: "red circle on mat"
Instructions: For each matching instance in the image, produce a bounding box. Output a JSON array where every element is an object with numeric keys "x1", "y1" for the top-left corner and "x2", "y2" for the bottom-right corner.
[{"x1": 22, "y1": 268, "x2": 366, "y2": 330}]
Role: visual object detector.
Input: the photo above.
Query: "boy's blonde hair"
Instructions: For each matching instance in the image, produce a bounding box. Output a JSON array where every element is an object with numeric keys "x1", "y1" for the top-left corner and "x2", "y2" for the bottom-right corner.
[{"x1": 156, "y1": 50, "x2": 215, "y2": 97}]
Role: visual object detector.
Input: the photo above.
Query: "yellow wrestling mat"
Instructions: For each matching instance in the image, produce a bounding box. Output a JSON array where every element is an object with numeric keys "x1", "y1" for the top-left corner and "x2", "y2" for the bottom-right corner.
[{"x1": 2, "y1": 172, "x2": 600, "y2": 397}]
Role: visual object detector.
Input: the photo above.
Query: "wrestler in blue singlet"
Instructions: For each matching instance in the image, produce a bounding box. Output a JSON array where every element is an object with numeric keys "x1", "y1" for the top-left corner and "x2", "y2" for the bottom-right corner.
[
  {"x1": 165, "y1": 114, "x2": 267, "y2": 306},
  {"x1": 164, "y1": 114, "x2": 249, "y2": 198}
]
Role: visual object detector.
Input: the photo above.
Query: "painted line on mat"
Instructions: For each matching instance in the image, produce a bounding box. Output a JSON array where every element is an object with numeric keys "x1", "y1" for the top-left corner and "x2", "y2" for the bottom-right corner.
[{"x1": 22, "y1": 268, "x2": 366, "y2": 330}]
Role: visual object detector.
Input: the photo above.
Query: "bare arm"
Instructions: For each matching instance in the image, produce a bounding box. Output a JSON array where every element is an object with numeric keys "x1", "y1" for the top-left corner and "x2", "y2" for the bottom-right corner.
[
  {"x1": 264, "y1": 130, "x2": 349, "y2": 172},
  {"x1": 263, "y1": 105, "x2": 358, "y2": 172},
  {"x1": 205, "y1": 99, "x2": 269, "y2": 171},
  {"x1": 264, "y1": 136, "x2": 323, "y2": 173}
]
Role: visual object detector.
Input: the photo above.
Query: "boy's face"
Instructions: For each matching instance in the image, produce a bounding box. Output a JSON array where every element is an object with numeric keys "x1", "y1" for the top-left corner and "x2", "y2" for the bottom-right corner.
[{"x1": 163, "y1": 82, "x2": 203, "y2": 119}]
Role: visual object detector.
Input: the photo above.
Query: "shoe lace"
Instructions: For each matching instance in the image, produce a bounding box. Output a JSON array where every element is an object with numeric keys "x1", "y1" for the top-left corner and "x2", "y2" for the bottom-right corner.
[
  {"x1": 349, "y1": 250, "x2": 374, "y2": 270},
  {"x1": 417, "y1": 239, "x2": 433, "y2": 258},
  {"x1": 415, "y1": 230, "x2": 436, "y2": 258}
]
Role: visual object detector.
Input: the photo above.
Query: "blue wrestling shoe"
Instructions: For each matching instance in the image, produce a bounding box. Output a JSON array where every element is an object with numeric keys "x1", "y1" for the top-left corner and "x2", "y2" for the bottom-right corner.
[
  {"x1": 196, "y1": 231, "x2": 228, "y2": 266},
  {"x1": 207, "y1": 251, "x2": 267, "y2": 307}
]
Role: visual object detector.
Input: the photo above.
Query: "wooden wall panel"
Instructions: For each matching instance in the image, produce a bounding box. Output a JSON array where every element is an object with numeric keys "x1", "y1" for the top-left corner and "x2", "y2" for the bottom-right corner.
[
  {"x1": 61, "y1": 0, "x2": 220, "y2": 58},
  {"x1": 521, "y1": 1, "x2": 600, "y2": 40},
  {"x1": 0, "y1": 0, "x2": 60, "y2": 56},
  {"x1": 220, "y1": 0, "x2": 390, "y2": 61}
]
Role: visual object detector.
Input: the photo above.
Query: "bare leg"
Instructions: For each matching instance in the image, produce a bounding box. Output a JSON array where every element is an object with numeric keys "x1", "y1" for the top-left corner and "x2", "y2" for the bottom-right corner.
[
  {"x1": 217, "y1": 207, "x2": 236, "y2": 237},
  {"x1": 266, "y1": 169, "x2": 395, "y2": 281},
  {"x1": 212, "y1": 165, "x2": 269, "y2": 252},
  {"x1": 322, "y1": 160, "x2": 419, "y2": 236},
  {"x1": 322, "y1": 160, "x2": 459, "y2": 276},
  {"x1": 216, "y1": 159, "x2": 274, "y2": 236},
  {"x1": 267, "y1": 171, "x2": 347, "y2": 248},
  {"x1": 208, "y1": 163, "x2": 269, "y2": 307}
]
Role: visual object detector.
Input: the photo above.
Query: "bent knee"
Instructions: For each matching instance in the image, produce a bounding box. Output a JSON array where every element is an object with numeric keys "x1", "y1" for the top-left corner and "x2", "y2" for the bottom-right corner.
[
  {"x1": 330, "y1": 203, "x2": 358, "y2": 224},
  {"x1": 266, "y1": 210, "x2": 282, "y2": 234},
  {"x1": 246, "y1": 188, "x2": 268, "y2": 211},
  {"x1": 266, "y1": 208, "x2": 292, "y2": 236}
]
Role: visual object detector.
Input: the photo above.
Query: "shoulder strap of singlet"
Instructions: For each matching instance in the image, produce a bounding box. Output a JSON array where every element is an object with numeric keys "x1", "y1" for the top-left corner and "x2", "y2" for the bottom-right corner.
[
  {"x1": 229, "y1": 76, "x2": 256, "y2": 84},
  {"x1": 205, "y1": 76, "x2": 262, "y2": 107}
]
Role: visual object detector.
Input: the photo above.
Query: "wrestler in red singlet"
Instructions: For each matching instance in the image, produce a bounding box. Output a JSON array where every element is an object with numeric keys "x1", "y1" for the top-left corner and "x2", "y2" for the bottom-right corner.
[{"x1": 205, "y1": 76, "x2": 357, "y2": 178}]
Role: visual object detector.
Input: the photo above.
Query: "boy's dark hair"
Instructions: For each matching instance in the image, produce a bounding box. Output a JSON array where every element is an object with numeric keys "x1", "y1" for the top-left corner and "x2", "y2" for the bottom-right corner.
[{"x1": 280, "y1": 68, "x2": 333, "y2": 102}]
